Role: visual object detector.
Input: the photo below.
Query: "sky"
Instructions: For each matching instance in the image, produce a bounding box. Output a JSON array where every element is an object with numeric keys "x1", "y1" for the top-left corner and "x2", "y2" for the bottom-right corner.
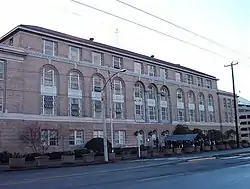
[{"x1": 1, "y1": 0, "x2": 250, "y2": 99}]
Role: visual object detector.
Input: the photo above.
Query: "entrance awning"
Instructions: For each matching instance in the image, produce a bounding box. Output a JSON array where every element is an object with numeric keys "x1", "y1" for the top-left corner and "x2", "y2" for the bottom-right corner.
[{"x1": 164, "y1": 134, "x2": 198, "y2": 142}]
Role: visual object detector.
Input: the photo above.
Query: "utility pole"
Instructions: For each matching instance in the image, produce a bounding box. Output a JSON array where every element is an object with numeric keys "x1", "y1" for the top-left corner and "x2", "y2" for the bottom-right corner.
[{"x1": 224, "y1": 61, "x2": 240, "y2": 148}]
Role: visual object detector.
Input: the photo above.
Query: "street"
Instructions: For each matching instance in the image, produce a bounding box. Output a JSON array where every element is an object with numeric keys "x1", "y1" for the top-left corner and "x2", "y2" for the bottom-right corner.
[{"x1": 1, "y1": 153, "x2": 250, "y2": 189}]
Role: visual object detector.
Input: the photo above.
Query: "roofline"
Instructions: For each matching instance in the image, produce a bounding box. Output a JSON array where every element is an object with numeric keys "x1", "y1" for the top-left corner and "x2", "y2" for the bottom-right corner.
[
  {"x1": 0, "y1": 44, "x2": 28, "y2": 56},
  {"x1": 0, "y1": 25, "x2": 218, "y2": 80}
]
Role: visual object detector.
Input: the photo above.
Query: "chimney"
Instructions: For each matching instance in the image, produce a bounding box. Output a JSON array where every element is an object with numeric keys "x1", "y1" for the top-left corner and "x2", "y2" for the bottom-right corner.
[
  {"x1": 150, "y1": 55, "x2": 154, "y2": 58},
  {"x1": 89, "y1": 38, "x2": 94, "y2": 41}
]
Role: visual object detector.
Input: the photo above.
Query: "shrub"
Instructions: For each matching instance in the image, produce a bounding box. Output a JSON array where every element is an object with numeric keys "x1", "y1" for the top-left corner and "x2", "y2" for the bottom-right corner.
[
  {"x1": 0, "y1": 151, "x2": 11, "y2": 164},
  {"x1": 242, "y1": 140, "x2": 249, "y2": 144},
  {"x1": 25, "y1": 153, "x2": 41, "y2": 162},
  {"x1": 46, "y1": 152, "x2": 62, "y2": 160},
  {"x1": 63, "y1": 151, "x2": 75, "y2": 156},
  {"x1": 74, "y1": 148, "x2": 91, "y2": 158},
  {"x1": 84, "y1": 138, "x2": 112, "y2": 153},
  {"x1": 10, "y1": 152, "x2": 25, "y2": 158}
]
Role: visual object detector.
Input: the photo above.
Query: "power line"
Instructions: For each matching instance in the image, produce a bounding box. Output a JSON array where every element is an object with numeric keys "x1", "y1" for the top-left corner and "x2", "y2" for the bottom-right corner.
[
  {"x1": 116, "y1": 0, "x2": 250, "y2": 60},
  {"x1": 71, "y1": 0, "x2": 230, "y2": 61}
]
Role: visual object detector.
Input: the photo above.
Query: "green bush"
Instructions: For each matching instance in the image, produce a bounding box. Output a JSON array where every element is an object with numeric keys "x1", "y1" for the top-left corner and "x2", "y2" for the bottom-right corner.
[
  {"x1": 25, "y1": 153, "x2": 41, "y2": 161},
  {"x1": 46, "y1": 152, "x2": 62, "y2": 160},
  {"x1": 0, "y1": 151, "x2": 11, "y2": 164},
  {"x1": 74, "y1": 148, "x2": 91, "y2": 158}
]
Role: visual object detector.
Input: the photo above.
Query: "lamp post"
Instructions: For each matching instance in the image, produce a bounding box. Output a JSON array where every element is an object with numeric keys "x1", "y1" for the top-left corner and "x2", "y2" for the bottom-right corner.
[{"x1": 102, "y1": 68, "x2": 126, "y2": 162}]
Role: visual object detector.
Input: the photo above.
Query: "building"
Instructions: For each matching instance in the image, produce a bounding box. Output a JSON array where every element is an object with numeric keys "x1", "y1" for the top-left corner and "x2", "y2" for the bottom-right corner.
[
  {"x1": 238, "y1": 97, "x2": 250, "y2": 141},
  {"x1": 0, "y1": 24, "x2": 237, "y2": 153}
]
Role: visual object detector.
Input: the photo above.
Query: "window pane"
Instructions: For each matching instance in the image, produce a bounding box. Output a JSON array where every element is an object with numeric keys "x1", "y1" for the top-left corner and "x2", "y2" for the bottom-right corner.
[{"x1": 0, "y1": 61, "x2": 4, "y2": 80}]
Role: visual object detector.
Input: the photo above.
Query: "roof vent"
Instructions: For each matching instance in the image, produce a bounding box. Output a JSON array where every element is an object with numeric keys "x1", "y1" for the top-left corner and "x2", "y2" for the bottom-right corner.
[
  {"x1": 150, "y1": 55, "x2": 154, "y2": 58},
  {"x1": 89, "y1": 38, "x2": 94, "y2": 41}
]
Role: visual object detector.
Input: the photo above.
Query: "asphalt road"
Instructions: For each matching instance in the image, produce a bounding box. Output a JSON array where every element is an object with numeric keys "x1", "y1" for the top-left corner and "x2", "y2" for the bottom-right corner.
[{"x1": 1, "y1": 153, "x2": 250, "y2": 189}]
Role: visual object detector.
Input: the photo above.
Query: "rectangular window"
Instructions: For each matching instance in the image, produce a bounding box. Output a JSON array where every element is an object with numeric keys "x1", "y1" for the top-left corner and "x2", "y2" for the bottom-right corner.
[
  {"x1": 197, "y1": 77, "x2": 203, "y2": 87},
  {"x1": 206, "y1": 79, "x2": 212, "y2": 89},
  {"x1": 177, "y1": 109, "x2": 185, "y2": 121},
  {"x1": 41, "y1": 95, "x2": 56, "y2": 115},
  {"x1": 114, "y1": 102, "x2": 123, "y2": 119},
  {"x1": 114, "y1": 131, "x2": 125, "y2": 145},
  {"x1": 69, "y1": 130, "x2": 84, "y2": 146},
  {"x1": 93, "y1": 130, "x2": 103, "y2": 138},
  {"x1": 43, "y1": 40, "x2": 57, "y2": 56},
  {"x1": 208, "y1": 111, "x2": 214, "y2": 122},
  {"x1": 9, "y1": 38, "x2": 13, "y2": 46},
  {"x1": 93, "y1": 100, "x2": 102, "y2": 118},
  {"x1": 0, "y1": 60, "x2": 4, "y2": 80},
  {"x1": 224, "y1": 111, "x2": 228, "y2": 122},
  {"x1": 149, "y1": 106, "x2": 157, "y2": 120},
  {"x1": 147, "y1": 65, "x2": 156, "y2": 77},
  {"x1": 199, "y1": 111, "x2": 205, "y2": 122},
  {"x1": 135, "y1": 105, "x2": 144, "y2": 120},
  {"x1": 227, "y1": 99, "x2": 231, "y2": 108},
  {"x1": 161, "y1": 107, "x2": 168, "y2": 121},
  {"x1": 92, "y1": 52, "x2": 103, "y2": 66},
  {"x1": 69, "y1": 73, "x2": 80, "y2": 90},
  {"x1": 187, "y1": 75, "x2": 193, "y2": 84},
  {"x1": 189, "y1": 110, "x2": 195, "y2": 122},
  {"x1": 160, "y1": 68, "x2": 168, "y2": 79},
  {"x1": 69, "y1": 46, "x2": 81, "y2": 61},
  {"x1": 69, "y1": 98, "x2": 81, "y2": 117},
  {"x1": 0, "y1": 90, "x2": 3, "y2": 113},
  {"x1": 134, "y1": 62, "x2": 143, "y2": 74},
  {"x1": 41, "y1": 129, "x2": 58, "y2": 146},
  {"x1": 113, "y1": 56, "x2": 123, "y2": 69},
  {"x1": 223, "y1": 98, "x2": 227, "y2": 108},
  {"x1": 175, "y1": 72, "x2": 182, "y2": 82}
]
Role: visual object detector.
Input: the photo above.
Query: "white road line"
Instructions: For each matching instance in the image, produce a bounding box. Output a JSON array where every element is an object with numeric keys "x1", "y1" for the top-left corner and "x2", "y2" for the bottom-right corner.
[
  {"x1": 238, "y1": 156, "x2": 250, "y2": 160},
  {"x1": 136, "y1": 172, "x2": 187, "y2": 182},
  {"x1": 220, "y1": 156, "x2": 240, "y2": 160}
]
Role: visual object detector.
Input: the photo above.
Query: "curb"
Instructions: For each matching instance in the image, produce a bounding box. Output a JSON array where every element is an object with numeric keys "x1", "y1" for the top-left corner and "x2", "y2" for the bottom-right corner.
[{"x1": 2, "y1": 161, "x2": 114, "y2": 172}]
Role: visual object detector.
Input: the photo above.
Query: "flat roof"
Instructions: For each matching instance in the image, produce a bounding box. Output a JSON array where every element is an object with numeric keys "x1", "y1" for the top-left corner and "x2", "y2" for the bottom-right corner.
[{"x1": 0, "y1": 24, "x2": 218, "y2": 80}]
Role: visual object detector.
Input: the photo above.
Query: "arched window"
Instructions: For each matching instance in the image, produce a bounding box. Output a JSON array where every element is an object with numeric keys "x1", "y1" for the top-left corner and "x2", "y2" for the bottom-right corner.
[
  {"x1": 138, "y1": 130, "x2": 145, "y2": 145},
  {"x1": 68, "y1": 71, "x2": 82, "y2": 117},
  {"x1": 92, "y1": 75, "x2": 103, "y2": 118},
  {"x1": 40, "y1": 66, "x2": 57, "y2": 115},
  {"x1": 176, "y1": 89, "x2": 185, "y2": 121},
  {"x1": 198, "y1": 93, "x2": 205, "y2": 122},
  {"x1": 41, "y1": 66, "x2": 56, "y2": 87},
  {"x1": 160, "y1": 86, "x2": 169, "y2": 121},
  {"x1": 112, "y1": 78, "x2": 124, "y2": 119},
  {"x1": 147, "y1": 85, "x2": 157, "y2": 121},
  {"x1": 113, "y1": 79, "x2": 123, "y2": 95},
  {"x1": 187, "y1": 91, "x2": 195, "y2": 122},
  {"x1": 134, "y1": 82, "x2": 145, "y2": 121},
  {"x1": 208, "y1": 94, "x2": 214, "y2": 122}
]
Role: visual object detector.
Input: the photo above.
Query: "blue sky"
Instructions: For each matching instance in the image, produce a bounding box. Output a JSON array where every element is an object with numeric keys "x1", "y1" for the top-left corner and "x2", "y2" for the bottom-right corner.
[{"x1": 1, "y1": 0, "x2": 250, "y2": 99}]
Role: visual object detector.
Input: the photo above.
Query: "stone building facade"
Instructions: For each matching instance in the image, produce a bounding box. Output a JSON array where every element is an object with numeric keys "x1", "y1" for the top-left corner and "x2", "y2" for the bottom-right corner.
[{"x1": 0, "y1": 25, "x2": 237, "y2": 153}]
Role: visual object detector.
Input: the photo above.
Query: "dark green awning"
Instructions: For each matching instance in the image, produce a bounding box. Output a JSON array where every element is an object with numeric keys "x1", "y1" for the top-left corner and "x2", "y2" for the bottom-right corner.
[{"x1": 164, "y1": 134, "x2": 198, "y2": 141}]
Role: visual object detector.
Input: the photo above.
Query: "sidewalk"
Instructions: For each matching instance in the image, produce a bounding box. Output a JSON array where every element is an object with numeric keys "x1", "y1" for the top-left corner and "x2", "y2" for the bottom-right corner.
[{"x1": 1, "y1": 148, "x2": 250, "y2": 172}]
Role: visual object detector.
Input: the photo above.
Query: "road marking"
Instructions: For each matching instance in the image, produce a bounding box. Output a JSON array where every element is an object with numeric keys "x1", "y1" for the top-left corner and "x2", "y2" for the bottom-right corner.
[
  {"x1": 187, "y1": 157, "x2": 216, "y2": 162},
  {"x1": 238, "y1": 156, "x2": 250, "y2": 160},
  {"x1": 220, "y1": 156, "x2": 240, "y2": 160},
  {"x1": 0, "y1": 161, "x2": 173, "y2": 186},
  {"x1": 136, "y1": 172, "x2": 188, "y2": 182}
]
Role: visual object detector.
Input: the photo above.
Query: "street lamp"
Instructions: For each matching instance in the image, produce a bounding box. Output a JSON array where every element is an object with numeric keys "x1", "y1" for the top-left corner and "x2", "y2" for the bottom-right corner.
[{"x1": 102, "y1": 68, "x2": 126, "y2": 162}]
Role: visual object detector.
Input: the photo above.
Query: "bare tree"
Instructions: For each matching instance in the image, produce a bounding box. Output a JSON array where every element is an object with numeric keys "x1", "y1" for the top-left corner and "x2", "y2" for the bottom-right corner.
[{"x1": 20, "y1": 123, "x2": 58, "y2": 154}]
